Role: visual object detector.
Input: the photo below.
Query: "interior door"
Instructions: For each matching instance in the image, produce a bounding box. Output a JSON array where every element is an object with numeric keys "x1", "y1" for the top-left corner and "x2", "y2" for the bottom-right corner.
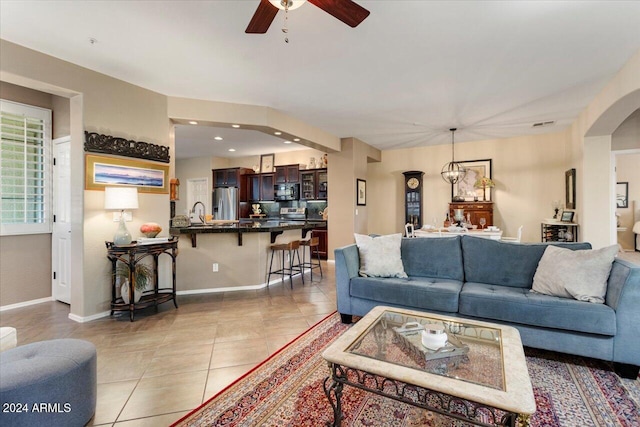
[
  {"x1": 52, "y1": 136, "x2": 71, "y2": 304},
  {"x1": 186, "y1": 178, "x2": 209, "y2": 221}
]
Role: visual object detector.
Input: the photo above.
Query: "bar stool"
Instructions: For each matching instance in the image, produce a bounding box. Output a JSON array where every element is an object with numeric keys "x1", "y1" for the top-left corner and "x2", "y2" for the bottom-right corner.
[
  {"x1": 267, "y1": 240, "x2": 304, "y2": 288},
  {"x1": 300, "y1": 235, "x2": 323, "y2": 281}
]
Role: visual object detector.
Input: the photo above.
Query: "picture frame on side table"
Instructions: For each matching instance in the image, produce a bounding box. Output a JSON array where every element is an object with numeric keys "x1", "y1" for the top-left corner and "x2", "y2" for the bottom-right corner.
[
  {"x1": 260, "y1": 153, "x2": 275, "y2": 173},
  {"x1": 85, "y1": 154, "x2": 169, "y2": 194},
  {"x1": 616, "y1": 182, "x2": 628, "y2": 208},
  {"x1": 452, "y1": 159, "x2": 493, "y2": 201},
  {"x1": 561, "y1": 210, "x2": 575, "y2": 223},
  {"x1": 357, "y1": 179, "x2": 366, "y2": 206}
]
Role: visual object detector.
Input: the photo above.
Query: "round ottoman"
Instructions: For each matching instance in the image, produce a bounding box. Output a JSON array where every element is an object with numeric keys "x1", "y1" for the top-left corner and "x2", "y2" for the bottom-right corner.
[{"x1": 0, "y1": 339, "x2": 97, "y2": 427}]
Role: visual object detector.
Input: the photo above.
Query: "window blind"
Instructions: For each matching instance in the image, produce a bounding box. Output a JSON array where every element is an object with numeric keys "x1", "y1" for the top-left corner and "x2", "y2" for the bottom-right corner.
[{"x1": 0, "y1": 100, "x2": 52, "y2": 235}]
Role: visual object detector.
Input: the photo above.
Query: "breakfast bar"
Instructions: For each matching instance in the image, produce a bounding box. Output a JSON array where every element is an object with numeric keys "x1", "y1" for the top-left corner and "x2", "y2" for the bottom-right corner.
[{"x1": 170, "y1": 220, "x2": 326, "y2": 291}]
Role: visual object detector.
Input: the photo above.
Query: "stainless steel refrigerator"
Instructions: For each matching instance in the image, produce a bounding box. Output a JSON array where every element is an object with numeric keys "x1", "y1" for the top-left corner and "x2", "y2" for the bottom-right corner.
[{"x1": 213, "y1": 187, "x2": 238, "y2": 220}]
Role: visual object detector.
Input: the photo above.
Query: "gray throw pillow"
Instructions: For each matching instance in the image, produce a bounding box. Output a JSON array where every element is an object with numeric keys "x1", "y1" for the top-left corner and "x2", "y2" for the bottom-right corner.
[
  {"x1": 354, "y1": 233, "x2": 408, "y2": 278},
  {"x1": 531, "y1": 244, "x2": 618, "y2": 303}
]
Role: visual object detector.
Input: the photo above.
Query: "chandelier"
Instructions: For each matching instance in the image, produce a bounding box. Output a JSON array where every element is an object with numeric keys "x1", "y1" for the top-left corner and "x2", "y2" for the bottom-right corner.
[{"x1": 441, "y1": 128, "x2": 467, "y2": 184}]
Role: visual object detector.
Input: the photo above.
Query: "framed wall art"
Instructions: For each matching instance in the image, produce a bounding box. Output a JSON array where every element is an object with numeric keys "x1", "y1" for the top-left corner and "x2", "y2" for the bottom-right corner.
[
  {"x1": 452, "y1": 159, "x2": 493, "y2": 201},
  {"x1": 85, "y1": 154, "x2": 169, "y2": 194},
  {"x1": 616, "y1": 182, "x2": 628, "y2": 208},
  {"x1": 260, "y1": 153, "x2": 275, "y2": 173},
  {"x1": 357, "y1": 179, "x2": 367, "y2": 206},
  {"x1": 565, "y1": 168, "x2": 576, "y2": 209}
]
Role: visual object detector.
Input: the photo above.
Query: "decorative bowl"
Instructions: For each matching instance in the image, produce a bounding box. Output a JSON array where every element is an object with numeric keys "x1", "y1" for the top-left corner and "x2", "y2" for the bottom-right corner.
[{"x1": 140, "y1": 222, "x2": 162, "y2": 238}]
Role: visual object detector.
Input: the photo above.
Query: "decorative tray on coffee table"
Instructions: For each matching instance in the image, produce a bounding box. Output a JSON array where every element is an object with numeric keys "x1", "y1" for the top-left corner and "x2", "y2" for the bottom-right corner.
[{"x1": 392, "y1": 322, "x2": 469, "y2": 362}]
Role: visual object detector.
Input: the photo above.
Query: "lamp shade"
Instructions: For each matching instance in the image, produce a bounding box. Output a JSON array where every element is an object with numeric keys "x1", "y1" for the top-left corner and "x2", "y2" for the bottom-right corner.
[{"x1": 104, "y1": 187, "x2": 139, "y2": 210}]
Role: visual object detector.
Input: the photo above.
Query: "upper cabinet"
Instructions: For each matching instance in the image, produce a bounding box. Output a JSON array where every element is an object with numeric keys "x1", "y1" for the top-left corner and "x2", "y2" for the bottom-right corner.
[
  {"x1": 213, "y1": 167, "x2": 251, "y2": 187},
  {"x1": 248, "y1": 173, "x2": 275, "y2": 201},
  {"x1": 275, "y1": 165, "x2": 300, "y2": 183},
  {"x1": 300, "y1": 168, "x2": 327, "y2": 200}
]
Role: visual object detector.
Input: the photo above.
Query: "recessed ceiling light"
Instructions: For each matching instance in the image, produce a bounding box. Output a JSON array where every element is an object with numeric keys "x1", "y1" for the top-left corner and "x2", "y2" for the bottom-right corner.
[
  {"x1": 284, "y1": 140, "x2": 292, "y2": 144},
  {"x1": 214, "y1": 136, "x2": 223, "y2": 141},
  {"x1": 293, "y1": 138, "x2": 300, "y2": 142},
  {"x1": 188, "y1": 121, "x2": 198, "y2": 125},
  {"x1": 228, "y1": 148, "x2": 236, "y2": 152},
  {"x1": 274, "y1": 131, "x2": 282, "y2": 135},
  {"x1": 231, "y1": 124, "x2": 240, "y2": 128}
]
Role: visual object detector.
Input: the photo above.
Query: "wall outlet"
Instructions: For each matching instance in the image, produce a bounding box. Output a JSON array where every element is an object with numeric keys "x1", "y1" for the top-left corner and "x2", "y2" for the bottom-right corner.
[
  {"x1": 212, "y1": 263, "x2": 219, "y2": 272},
  {"x1": 355, "y1": 209, "x2": 359, "y2": 216}
]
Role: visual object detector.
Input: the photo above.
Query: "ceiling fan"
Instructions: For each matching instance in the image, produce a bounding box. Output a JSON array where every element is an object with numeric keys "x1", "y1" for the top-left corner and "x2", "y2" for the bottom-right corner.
[{"x1": 246, "y1": 0, "x2": 370, "y2": 34}]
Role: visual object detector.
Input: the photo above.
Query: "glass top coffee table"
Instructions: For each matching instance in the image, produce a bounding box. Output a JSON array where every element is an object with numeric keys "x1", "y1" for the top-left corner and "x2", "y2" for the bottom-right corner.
[{"x1": 322, "y1": 306, "x2": 536, "y2": 426}]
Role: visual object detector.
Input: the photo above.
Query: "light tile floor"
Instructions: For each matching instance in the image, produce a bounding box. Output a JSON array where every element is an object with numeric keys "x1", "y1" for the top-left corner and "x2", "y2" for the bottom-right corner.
[{"x1": 0, "y1": 262, "x2": 336, "y2": 426}]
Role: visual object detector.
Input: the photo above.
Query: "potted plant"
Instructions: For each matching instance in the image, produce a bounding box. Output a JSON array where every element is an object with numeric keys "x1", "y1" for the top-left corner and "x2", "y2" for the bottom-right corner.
[{"x1": 115, "y1": 262, "x2": 153, "y2": 304}]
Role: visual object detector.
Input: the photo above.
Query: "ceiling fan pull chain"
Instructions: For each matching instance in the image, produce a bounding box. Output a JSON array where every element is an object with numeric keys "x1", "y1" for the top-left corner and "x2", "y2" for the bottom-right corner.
[{"x1": 282, "y1": 3, "x2": 289, "y2": 43}]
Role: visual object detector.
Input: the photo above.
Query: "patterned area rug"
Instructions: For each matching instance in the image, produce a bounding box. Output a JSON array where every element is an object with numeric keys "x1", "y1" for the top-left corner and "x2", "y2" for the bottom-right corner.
[{"x1": 173, "y1": 312, "x2": 640, "y2": 427}]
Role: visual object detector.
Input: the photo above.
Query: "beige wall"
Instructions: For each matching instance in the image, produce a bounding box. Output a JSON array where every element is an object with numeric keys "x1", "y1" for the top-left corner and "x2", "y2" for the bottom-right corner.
[
  {"x1": 1, "y1": 40, "x2": 171, "y2": 319},
  {"x1": 0, "y1": 81, "x2": 66, "y2": 306},
  {"x1": 368, "y1": 131, "x2": 570, "y2": 243},
  {"x1": 328, "y1": 138, "x2": 380, "y2": 256}
]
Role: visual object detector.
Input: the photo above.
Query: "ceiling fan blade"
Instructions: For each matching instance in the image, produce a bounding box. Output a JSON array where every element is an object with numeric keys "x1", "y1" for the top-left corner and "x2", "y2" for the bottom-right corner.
[
  {"x1": 246, "y1": 0, "x2": 278, "y2": 34},
  {"x1": 308, "y1": 0, "x2": 370, "y2": 28}
]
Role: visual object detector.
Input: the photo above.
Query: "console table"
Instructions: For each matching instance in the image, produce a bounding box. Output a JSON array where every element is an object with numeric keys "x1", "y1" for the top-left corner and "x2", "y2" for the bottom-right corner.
[
  {"x1": 106, "y1": 238, "x2": 178, "y2": 321},
  {"x1": 541, "y1": 221, "x2": 579, "y2": 242}
]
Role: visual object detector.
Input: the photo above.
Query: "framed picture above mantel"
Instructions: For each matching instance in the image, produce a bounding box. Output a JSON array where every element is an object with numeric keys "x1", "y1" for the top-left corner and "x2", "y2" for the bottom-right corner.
[{"x1": 452, "y1": 159, "x2": 493, "y2": 202}]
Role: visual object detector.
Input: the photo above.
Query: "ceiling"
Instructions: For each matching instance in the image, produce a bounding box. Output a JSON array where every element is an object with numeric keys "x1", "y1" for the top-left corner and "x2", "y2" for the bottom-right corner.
[{"x1": 1, "y1": 1, "x2": 640, "y2": 159}]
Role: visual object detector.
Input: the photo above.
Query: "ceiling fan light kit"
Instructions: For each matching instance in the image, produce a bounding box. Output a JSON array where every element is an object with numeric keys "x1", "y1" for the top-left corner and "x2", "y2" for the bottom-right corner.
[
  {"x1": 269, "y1": 0, "x2": 306, "y2": 10},
  {"x1": 441, "y1": 128, "x2": 467, "y2": 185}
]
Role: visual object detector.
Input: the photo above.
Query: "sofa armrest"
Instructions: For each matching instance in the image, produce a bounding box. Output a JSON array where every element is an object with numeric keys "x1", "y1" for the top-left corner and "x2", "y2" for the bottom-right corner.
[
  {"x1": 607, "y1": 259, "x2": 640, "y2": 365},
  {"x1": 334, "y1": 244, "x2": 360, "y2": 316}
]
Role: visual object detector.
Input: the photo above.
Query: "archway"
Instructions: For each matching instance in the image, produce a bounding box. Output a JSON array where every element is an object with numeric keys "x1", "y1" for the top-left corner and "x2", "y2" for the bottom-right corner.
[{"x1": 582, "y1": 89, "x2": 640, "y2": 248}]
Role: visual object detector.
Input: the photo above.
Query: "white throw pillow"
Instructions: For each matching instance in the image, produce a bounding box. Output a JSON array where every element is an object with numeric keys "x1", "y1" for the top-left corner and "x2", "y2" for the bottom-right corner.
[
  {"x1": 354, "y1": 233, "x2": 408, "y2": 278},
  {"x1": 531, "y1": 245, "x2": 618, "y2": 303}
]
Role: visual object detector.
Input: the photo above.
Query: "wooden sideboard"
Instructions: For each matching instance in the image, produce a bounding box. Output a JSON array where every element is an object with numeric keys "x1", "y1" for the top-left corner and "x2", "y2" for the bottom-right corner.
[{"x1": 449, "y1": 202, "x2": 493, "y2": 227}]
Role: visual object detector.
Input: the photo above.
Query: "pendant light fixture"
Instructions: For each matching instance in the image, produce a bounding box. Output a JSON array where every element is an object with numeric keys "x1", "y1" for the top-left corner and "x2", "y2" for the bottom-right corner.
[{"x1": 441, "y1": 128, "x2": 467, "y2": 184}]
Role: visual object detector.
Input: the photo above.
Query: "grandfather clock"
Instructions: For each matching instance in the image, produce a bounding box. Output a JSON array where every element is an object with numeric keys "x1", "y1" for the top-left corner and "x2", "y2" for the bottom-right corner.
[{"x1": 403, "y1": 171, "x2": 424, "y2": 228}]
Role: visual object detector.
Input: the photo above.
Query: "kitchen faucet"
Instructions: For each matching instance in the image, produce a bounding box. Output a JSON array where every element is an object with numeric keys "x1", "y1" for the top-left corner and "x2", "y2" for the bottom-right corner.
[{"x1": 191, "y1": 201, "x2": 206, "y2": 223}]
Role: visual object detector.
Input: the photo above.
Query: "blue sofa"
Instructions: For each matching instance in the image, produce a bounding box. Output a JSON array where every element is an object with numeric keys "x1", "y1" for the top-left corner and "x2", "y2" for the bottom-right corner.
[{"x1": 334, "y1": 236, "x2": 640, "y2": 378}]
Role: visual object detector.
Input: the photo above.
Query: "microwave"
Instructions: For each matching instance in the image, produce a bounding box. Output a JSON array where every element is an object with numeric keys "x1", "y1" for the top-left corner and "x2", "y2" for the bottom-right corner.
[{"x1": 274, "y1": 183, "x2": 300, "y2": 201}]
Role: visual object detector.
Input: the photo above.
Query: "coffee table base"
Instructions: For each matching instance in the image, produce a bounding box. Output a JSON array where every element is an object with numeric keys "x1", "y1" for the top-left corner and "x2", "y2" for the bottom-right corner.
[{"x1": 323, "y1": 363, "x2": 530, "y2": 427}]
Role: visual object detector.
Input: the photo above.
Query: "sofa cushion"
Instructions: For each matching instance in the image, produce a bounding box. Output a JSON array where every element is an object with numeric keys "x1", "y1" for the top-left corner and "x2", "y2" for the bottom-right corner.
[
  {"x1": 354, "y1": 233, "x2": 407, "y2": 278},
  {"x1": 532, "y1": 244, "x2": 618, "y2": 303},
  {"x1": 401, "y1": 236, "x2": 464, "y2": 281},
  {"x1": 459, "y1": 282, "x2": 616, "y2": 336},
  {"x1": 350, "y1": 276, "x2": 462, "y2": 313},
  {"x1": 461, "y1": 237, "x2": 592, "y2": 288}
]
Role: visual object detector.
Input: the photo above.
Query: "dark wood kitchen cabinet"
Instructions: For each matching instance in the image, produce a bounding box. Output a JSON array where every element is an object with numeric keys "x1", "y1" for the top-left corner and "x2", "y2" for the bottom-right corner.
[
  {"x1": 300, "y1": 168, "x2": 327, "y2": 200},
  {"x1": 248, "y1": 173, "x2": 275, "y2": 201},
  {"x1": 275, "y1": 164, "x2": 300, "y2": 183},
  {"x1": 213, "y1": 167, "x2": 251, "y2": 187}
]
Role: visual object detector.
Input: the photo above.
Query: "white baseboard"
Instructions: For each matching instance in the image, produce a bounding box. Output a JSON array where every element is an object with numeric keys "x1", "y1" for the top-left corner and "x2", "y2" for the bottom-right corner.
[
  {"x1": 0, "y1": 296, "x2": 53, "y2": 312},
  {"x1": 68, "y1": 311, "x2": 110, "y2": 323}
]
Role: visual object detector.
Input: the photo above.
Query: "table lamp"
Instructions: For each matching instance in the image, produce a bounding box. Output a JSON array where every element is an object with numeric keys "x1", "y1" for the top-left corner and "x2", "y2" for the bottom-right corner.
[{"x1": 104, "y1": 187, "x2": 139, "y2": 245}]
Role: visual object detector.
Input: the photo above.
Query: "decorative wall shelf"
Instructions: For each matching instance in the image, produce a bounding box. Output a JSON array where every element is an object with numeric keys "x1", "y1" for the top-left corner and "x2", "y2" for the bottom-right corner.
[{"x1": 84, "y1": 131, "x2": 170, "y2": 163}]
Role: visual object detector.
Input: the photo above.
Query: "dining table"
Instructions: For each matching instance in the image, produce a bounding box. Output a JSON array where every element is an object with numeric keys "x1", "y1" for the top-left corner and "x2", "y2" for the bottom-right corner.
[{"x1": 413, "y1": 227, "x2": 503, "y2": 240}]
